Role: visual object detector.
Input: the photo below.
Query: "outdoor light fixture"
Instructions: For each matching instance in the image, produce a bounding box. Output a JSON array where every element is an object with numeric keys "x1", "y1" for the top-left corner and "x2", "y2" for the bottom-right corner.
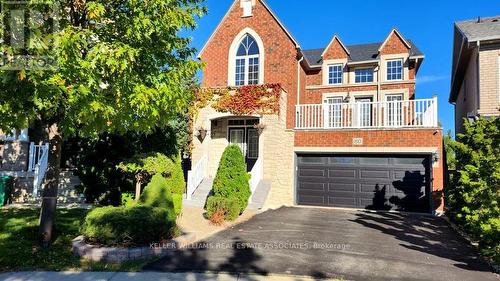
[
  {"x1": 432, "y1": 151, "x2": 440, "y2": 163},
  {"x1": 197, "y1": 127, "x2": 208, "y2": 142},
  {"x1": 253, "y1": 123, "x2": 266, "y2": 135}
]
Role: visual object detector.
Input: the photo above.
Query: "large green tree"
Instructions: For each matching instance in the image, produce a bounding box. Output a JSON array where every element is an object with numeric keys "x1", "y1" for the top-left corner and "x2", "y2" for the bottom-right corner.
[{"x1": 0, "y1": 0, "x2": 205, "y2": 246}]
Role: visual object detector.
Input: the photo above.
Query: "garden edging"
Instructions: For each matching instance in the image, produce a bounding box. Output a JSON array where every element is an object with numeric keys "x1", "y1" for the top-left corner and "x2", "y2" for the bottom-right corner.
[{"x1": 71, "y1": 233, "x2": 196, "y2": 263}]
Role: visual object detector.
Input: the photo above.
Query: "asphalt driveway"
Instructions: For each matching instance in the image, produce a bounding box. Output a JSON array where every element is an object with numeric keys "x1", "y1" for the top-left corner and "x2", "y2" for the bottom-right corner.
[{"x1": 145, "y1": 207, "x2": 499, "y2": 281}]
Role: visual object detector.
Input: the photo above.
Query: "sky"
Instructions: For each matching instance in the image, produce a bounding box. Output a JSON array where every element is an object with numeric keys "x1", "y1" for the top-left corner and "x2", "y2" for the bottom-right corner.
[{"x1": 187, "y1": 0, "x2": 500, "y2": 135}]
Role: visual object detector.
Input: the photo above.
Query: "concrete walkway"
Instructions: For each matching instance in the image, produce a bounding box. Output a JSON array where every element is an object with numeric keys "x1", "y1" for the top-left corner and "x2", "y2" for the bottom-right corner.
[{"x1": 0, "y1": 272, "x2": 341, "y2": 281}]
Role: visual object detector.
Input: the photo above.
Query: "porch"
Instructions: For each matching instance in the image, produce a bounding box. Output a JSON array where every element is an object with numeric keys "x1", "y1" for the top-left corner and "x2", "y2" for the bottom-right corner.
[
  {"x1": 185, "y1": 115, "x2": 272, "y2": 209},
  {"x1": 295, "y1": 97, "x2": 438, "y2": 130}
]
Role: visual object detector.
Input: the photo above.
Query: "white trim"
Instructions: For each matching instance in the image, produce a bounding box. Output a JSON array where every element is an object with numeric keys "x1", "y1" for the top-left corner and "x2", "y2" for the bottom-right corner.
[
  {"x1": 378, "y1": 28, "x2": 412, "y2": 53},
  {"x1": 321, "y1": 35, "x2": 350, "y2": 57},
  {"x1": 322, "y1": 59, "x2": 347, "y2": 85},
  {"x1": 197, "y1": 0, "x2": 300, "y2": 59},
  {"x1": 228, "y1": 28, "x2": 265, "y2": 86},
  {"x1": 385, "y1": 58, "x2": 404, "y2": 81}
]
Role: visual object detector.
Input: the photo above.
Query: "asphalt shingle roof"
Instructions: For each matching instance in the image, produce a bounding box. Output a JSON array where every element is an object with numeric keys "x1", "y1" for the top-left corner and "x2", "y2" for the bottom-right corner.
[
  {"x1": 302, "y1": 41, "x2": 424, "y2": 67},
  {"x1": 455, "y1": 16, "x2": 500, "y2": 41}
]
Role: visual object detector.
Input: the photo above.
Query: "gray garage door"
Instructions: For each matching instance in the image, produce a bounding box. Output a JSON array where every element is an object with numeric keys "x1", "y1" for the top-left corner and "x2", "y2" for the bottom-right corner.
[{"x1": 296, "y1": 154, "x2": 431, "y2": 213}]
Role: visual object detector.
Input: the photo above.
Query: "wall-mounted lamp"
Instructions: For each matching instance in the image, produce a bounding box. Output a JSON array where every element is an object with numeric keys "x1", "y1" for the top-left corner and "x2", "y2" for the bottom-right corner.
[
  {"x1": 253, "y1": 123, "x2": 266, "y2": 135},
  {"x1": 196, "y1": 127, "x2": 208, "y2": 142},
  {"x1": 432, "y1": 151, "x2": 440, "y2": 163},
  {"x1": 344, "y1": 94, "x2": 351, "y2": 103}
]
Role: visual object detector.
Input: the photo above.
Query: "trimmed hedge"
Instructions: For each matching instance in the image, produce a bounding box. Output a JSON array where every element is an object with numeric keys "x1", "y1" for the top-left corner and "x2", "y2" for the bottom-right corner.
[
  {"x1": 172, "y1": 194, "x2": 183, "y2": 216},
  {"x1": 82, "y1": 174, "x2": 177, "y2": 246},
  {"x1": 211, "y1": 145, "x2": 251, "y2": 214},
  {"x1": 165, "y1": 155, "x2": 186, "y2": 195},
  {"x1": 80, "y1": 205, "x2": 175, "y2": 246},
  {"x1": 206, "y1": 196, "x2": 240, "y2": 222}
]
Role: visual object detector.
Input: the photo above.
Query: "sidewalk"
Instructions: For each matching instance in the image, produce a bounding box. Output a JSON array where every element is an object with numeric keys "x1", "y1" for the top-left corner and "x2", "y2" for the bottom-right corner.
[{"x1": 0, "y1": 272, "x2": 341, "y2": 281}]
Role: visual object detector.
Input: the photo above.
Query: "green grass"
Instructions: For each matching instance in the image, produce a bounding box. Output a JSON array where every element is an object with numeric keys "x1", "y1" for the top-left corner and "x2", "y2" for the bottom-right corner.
[{"x1": 0, "y1": 208, "x2": 155, "y2": 272}]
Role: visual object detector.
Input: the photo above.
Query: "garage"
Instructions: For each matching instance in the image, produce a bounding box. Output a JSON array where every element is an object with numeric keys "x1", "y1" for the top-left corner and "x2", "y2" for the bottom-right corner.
[{"x1": 296, "y1": 154, "x2": 431, "y2": 213}]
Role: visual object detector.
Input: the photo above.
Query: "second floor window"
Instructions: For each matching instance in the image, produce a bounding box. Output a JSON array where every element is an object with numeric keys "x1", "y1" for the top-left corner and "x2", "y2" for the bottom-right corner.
[
  {"x1": 235, "y1": 34, "x2": 260, "y2": 86},
  {"x1": 387, "y1": 59, "x2": 403, "y2": 81},
  {"x1": 355, "y1": 68, "x2": 374, "y2": 83},
  {"x1": 328, "y1": 64, "x2": 343, "y2": 85}
]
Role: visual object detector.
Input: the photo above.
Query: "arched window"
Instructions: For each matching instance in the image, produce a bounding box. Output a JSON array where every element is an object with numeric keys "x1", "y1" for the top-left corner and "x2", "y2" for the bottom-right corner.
[{"x1": 235, "y1": 34, "x2": 260, "y2": 86}]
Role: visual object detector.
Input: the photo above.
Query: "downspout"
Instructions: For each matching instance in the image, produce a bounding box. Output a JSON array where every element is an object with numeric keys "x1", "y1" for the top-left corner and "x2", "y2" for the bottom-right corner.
[
  {"x1": 297, "y1": 54, "x2": 304, "y2": 106},
  {"x1": 475, "y1": 40, "x2": 480, "y2": 115}
]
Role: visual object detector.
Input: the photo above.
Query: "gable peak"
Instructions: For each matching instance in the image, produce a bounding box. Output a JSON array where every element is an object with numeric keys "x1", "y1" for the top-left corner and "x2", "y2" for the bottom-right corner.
[{"x1": 321, "y1": 35, "x2": 350, "y2": 58}]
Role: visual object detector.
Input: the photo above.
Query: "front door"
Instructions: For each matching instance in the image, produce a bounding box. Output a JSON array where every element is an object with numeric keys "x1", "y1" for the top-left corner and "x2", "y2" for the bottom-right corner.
[{"x1": 228, "y1": 127, "x2": 259, "y2": 171}]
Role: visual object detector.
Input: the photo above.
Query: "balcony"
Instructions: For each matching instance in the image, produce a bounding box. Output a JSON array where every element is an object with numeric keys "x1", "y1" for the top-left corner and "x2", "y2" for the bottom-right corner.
[{"x1": 295, "y1": 97, "x2": 438, "y2": 130}]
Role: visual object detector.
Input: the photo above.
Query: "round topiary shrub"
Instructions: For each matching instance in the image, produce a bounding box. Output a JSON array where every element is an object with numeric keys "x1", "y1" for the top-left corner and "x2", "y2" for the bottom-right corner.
[
  {"x1": 81, "y1": 205, "x2": 175, "y2": 246},
  {"x1": 81, "y1": 174, "x2": 178, "y2": 246},
  {"x1": 211, "y1": 144, "x2": 251, "y2": 214}
]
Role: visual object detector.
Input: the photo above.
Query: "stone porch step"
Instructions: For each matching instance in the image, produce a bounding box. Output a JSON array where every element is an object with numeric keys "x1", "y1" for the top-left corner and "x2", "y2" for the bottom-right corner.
[
  {"x1": 248, "y1": 179, "x2": 271, "y2": 210},
  {"x1": 183, "y1": 177, "x2": 214, "y2": 207}
]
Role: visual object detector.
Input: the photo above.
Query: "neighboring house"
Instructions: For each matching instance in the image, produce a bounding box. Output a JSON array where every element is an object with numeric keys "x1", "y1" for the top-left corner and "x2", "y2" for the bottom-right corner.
[
  {"x1": 187, "y1": 0, "x2": 444, "y2": 214},
  {"x1": 450, "y1": 16, "x2": 500, "y2": 134}
]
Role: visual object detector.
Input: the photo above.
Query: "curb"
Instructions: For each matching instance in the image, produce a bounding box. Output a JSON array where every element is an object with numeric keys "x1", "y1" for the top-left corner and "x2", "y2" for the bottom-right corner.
[{"x1": 72, "y1": 233, "x2": 196, "y2": 264}]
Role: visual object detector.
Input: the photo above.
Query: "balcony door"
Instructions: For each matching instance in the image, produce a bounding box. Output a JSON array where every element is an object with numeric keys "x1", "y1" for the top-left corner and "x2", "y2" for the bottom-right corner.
[
  {"x1": 324, "y1": 97, "x2": 343, "y2": 128},
  {"x1": 355, "y1": 97, "x2": 373, "y2": 127},
  {"x1": 386, "y1": 94, "x2": 403, "y2": 126}
]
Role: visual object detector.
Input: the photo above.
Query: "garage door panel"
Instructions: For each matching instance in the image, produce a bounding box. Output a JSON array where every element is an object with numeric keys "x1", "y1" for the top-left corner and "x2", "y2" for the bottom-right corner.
[
  {"x1": 360, "y1": 170, "x2": 391, "y2": 179},
  {"x1": 297, "y1": 154, "x2": 431, "y2": 213},
  {"x1": 328, "y1": 183, "x2": 356, "y2": 192},
  {"x1": 328, "y1": 169, "x2": 357, "y2": 179},
  {"x1": 298, "y1": 168, "x2": 326, "y2": 177},
  {"x1": 298, "y1": 194, "x2": 326, "y2": 205},
  {"x1": 299, "y1": 181, "x2": 326, "y2": 191}
]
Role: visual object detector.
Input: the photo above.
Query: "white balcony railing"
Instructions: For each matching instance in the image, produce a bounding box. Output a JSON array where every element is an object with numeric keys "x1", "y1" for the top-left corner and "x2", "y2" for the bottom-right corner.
[{"x1": 295, "y1": 97, "x2": 438, "y2": 130}]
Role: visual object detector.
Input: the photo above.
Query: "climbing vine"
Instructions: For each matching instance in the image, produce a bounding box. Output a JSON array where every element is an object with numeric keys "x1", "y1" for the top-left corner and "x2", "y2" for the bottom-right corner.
[{"x1": 187, "y1": 83, "x2": 282, "y2": 153}]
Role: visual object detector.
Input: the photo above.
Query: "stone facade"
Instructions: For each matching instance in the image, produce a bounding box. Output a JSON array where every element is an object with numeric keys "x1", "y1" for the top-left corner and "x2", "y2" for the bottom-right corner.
[{"x1": 0, "y1": 141, "x2": 29, "y2": 171}]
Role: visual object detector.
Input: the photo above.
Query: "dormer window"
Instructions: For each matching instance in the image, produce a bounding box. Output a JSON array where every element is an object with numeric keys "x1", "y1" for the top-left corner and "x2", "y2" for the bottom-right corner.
[
  {"x1": 235, "y1": 34, "x2": 260, "y2": 86},
  {"x1": 387, "y1": 59, "x2": 403, "y2": 81}
]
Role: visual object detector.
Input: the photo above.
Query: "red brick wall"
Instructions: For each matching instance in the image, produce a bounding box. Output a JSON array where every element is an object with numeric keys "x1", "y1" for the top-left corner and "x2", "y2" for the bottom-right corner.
[
  {"x1": 200, "y1": 0, "x2": 298, "y2": 128},
  {"x1": 380, "y1": 32, "x2": 410, "y2": 55},
  {"x1": 323, "y1": 38, "x2": 349, "y2": 60},
  {"x1": 295, "y1": 129, "x2": 444, "y2": 212}
]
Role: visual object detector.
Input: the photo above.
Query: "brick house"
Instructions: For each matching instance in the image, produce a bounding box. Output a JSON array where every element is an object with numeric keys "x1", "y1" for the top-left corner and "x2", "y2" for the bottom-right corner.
[
  {"x1": 187, "y1": 0, "x2": 444, "y2": 214},
  {"x1": 450, "y1": 16, "x2": 500, "y2": 134}
]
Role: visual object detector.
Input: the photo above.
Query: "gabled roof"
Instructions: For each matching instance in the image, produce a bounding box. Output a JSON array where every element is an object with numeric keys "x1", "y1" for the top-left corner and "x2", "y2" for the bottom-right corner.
[
  {"x1": 321, "y1": 35, "x2": 350, "y2": 57},
  {"x1": 455, "y1": 16, "x2": 500, "y2": 42},
  {"x1": 450, "y1": 16, "x2": 500, "y2": 102},
  {"x1": 303, "y1": 41, "x2": 424, "y2": 68},
  {"x1": 378, "y1": 29, "x2": 412, "y2": 52},
  {"x1": 197, "y1": 0, "x2": 300, "y2": 59}
]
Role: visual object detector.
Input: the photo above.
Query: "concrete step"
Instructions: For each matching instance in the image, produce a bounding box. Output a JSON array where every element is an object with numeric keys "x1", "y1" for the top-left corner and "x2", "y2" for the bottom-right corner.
[{"x1": 248, "y1": 179, "x2": 272, "y2": 210}]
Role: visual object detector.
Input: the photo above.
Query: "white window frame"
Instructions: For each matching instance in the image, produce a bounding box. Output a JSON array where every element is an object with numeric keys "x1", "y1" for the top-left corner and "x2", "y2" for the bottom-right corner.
[
  {"x1": 354, "y1": 68, "x2": 374, "y2": 83},
  {"x1": 228, "y1": 28, "x2": 265, "y2": 86},
  {"x1": 386, "y1": 59, "x2": 403, "y2": 81},
  {"x1": 323, "y1": 97, "x2": 344, "y2": 128},
  {"x1": 328, "y1": 64, "x2": 343, "y2": 85},
  {"x1": 386, "y1": 94, "x2": 404, "y2": 127}
]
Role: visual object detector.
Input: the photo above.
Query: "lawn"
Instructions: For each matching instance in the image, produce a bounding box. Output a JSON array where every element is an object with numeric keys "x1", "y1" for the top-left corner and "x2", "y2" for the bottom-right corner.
[{"x1": 0, "y1": 208, "x2": 156, "y2": 272}]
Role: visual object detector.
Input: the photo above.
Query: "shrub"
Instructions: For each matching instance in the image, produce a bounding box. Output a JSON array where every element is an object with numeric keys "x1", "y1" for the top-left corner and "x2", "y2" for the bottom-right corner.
[
  {"x1": 172, "y1": 194, "x2": 183, "y2": 217},
  {"x1": 211, "y1": 145, "x2": 251, "y2": 213},
  {"x1": 206, "y1": 196, "x2": 240, "y2": 222},
  {"x1": 447, "y1": 117, "x2": 499, "y2": 262},
  {"x1": 139, "y1": 174, "x2": 174, "y2": 211},
  {"x1": 81, "y1": 205, "x2": 175, "y2": 246},
  {"x1": 165, "y1": 155, "x2": 186, "y2": 195},
  {"x1": 121, "y1": 192, "x2": 135, "y2": 207}
]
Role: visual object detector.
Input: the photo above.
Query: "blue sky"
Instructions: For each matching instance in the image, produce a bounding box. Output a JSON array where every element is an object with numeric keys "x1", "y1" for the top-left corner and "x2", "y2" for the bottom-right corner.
[{"x1": 187, "y1": 0, "x2": 500, "y2": 135}]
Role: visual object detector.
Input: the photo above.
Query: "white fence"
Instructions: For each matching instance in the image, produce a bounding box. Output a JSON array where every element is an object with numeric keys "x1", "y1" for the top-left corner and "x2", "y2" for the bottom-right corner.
[
  {"x1": 28, "y1": 142, "x2": 49, "y2": 198},
  {"x1": 186, "y1": 156, "x2": 207, "y2": 199},
  {"x1": 296, "y1": 97, "x2": 438, "y2": 130}
]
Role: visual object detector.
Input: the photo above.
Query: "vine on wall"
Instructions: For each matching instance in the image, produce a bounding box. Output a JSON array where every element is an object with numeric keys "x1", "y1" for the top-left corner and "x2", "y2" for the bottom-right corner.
[{"x1": 188, "y1": 83, "x2": 282, "y2": 153}]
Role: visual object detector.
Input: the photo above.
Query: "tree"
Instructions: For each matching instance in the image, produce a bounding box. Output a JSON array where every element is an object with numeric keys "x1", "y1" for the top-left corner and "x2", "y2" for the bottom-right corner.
[
  {"x1": 448, "y1": 118, "x2": 499, "y2": 262},
  {"x1": 0, "y1": 0, "x2": 206, "y2": 247}
]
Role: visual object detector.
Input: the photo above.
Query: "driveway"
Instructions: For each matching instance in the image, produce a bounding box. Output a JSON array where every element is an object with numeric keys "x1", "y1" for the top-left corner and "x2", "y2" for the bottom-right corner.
[{"x1": 145, "y1": 207, "x2": 499, "y2": 281}]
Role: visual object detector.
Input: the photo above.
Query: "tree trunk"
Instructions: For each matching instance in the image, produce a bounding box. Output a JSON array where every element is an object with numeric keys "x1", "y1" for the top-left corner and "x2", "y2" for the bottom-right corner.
[
  {"x1": 135, "y1": 180, "x2": 141, "y2": 202},
  {"x1": 38, "y1": 123, "x2": 62, "y2": 248}
]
